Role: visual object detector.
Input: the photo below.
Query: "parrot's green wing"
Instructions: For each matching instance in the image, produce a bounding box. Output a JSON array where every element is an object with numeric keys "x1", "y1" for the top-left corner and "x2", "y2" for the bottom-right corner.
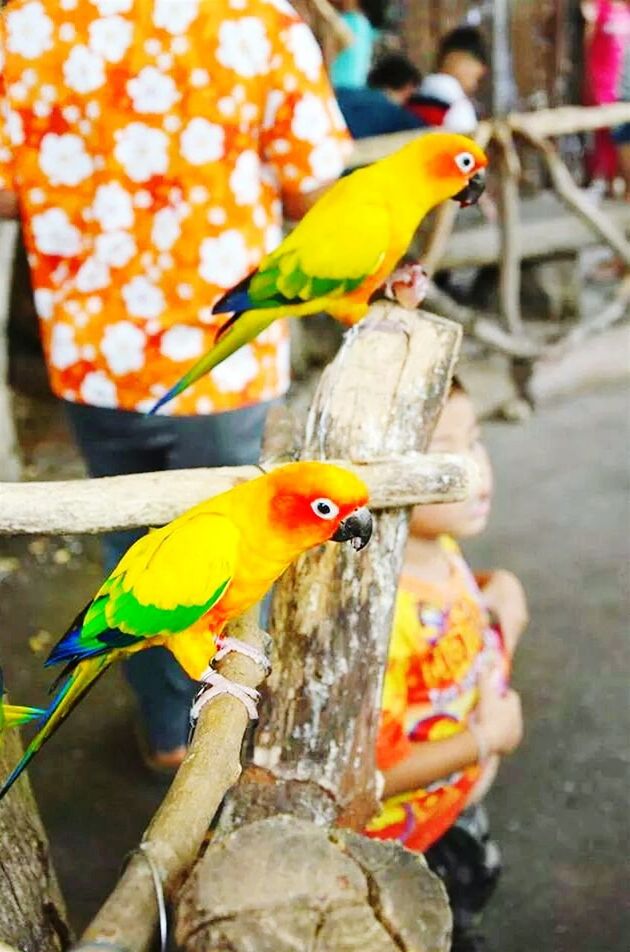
[
  {"x1": 45, "y1": 513, "x2": 239, "y2": 668},
  {"x1": 215, "y1": 192, "x2": 392, "y2": 313}
]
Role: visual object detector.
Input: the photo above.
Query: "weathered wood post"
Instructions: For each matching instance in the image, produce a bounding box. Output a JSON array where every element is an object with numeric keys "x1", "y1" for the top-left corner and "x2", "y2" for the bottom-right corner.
[
  {"x1": 0, "y1": 730, "x2": 71, "y2": 951},
  {"x1": 175, "y1": 304, "x2": 462, "y2": 951}
]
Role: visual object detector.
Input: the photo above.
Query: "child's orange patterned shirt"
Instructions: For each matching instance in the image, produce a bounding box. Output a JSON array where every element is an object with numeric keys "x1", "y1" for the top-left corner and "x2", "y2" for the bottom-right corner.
[
  {"x1": 0, "y1": 0, "x2": 350, "y2": 414},
  {"x1": 365, "y1": 536, "x2": 509, "y2": 853}
]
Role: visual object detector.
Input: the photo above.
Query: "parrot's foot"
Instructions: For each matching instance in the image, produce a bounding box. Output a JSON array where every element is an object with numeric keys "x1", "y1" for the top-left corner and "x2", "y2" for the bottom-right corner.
[
  {"x1": 190, "y1": 669, "x2": 260, "y2": 722},
  {"x1": 214, "y1": 636, "x2": 271, "y2": 672},
  {"x1": 384, "y1": 263, "x2": 430, "y2": 310}
]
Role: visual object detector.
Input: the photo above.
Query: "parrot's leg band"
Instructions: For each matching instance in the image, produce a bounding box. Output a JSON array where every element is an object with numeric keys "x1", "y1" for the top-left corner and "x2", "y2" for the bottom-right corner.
[
  {"x1": 191, "y1": 670, "x2": 260, "y2": 721},
  {"x1": 214, "y1": 636, "x2": 271, "y2": 672}
]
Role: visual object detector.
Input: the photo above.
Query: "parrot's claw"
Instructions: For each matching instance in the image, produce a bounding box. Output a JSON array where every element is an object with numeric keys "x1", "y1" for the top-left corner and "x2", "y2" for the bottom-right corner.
[
  {"x1": 190, "y1": 670, "x2": 260, "y2": 722},
  {"x1": 214, "y1": 636, "x2": 271, "y2": 672}
]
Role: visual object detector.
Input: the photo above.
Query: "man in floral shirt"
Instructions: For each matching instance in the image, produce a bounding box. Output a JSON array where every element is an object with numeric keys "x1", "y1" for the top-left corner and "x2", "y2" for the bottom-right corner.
[{"x1": 0, "y1": 0, "x2": 350, "y2": 768}]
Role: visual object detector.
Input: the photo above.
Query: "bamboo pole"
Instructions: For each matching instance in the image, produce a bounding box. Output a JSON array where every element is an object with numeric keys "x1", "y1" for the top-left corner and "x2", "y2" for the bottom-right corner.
[
  {"x1": 77, "y1": 610, "x2": 268, "y2": 952},
  {"x1": 0, "y1": 452, "x2": 474, "y2": 535},
  {"x1": 509, "y1": 102, "x2": 630, "y2": 138},
  {"x1": 496, "y1": 125, "x2": 524, "y2": 334}
]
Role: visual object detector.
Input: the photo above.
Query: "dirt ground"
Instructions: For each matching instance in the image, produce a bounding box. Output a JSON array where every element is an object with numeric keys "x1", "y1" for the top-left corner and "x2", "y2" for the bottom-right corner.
[{"x1": 0, "y1": 379, "x2": 629, "y2": 950}]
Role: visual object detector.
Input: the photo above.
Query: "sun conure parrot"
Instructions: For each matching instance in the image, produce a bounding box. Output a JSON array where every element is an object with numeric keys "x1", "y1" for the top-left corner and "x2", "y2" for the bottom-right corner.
[
  {"x1": 0, "y1": 462, "x2": 372, "y2": 800},
  {"x1": 0, "y1": 668, "x2": 44, "y2": 731},
  {"x1": 150, "y1": 131, "x2": 487, "y2": 414}
]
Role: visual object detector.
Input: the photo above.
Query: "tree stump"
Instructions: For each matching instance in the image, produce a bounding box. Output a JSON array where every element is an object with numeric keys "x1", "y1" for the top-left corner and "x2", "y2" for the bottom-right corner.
[
  {"x1": 0, "y1": 730, "x2": 70, "y2": 952},
  {"x1": 0, "y1": 221, "x2": 22, "y2": 481},
  {"x1": 174, "y1": 305, "x2": 461, "y2": 950}
]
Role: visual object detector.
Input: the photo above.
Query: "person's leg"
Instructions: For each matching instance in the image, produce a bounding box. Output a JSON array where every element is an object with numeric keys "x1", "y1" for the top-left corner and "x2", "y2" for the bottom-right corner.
[
  {"x1": 64, "y1": 402, "x2": 194, "y2": 762},
  {"x1": 424, "y1": 804, "x2": 502, "y2": 952}
]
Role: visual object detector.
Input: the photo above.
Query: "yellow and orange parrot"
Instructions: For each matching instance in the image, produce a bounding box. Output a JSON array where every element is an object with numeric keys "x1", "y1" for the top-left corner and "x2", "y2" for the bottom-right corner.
[
  {"x1": 150, "y1": 131, "x2": 487, "y2": 414},
  {"x1": 0, "y1": 462, "x2": 372, "y2": 800}
]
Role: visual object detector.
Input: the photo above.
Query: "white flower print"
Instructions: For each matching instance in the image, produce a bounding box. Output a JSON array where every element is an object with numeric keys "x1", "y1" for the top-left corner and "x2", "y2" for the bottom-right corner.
[
  {"x1": 59, "y1": 22, "x2": 76, "y2": 42},
  {"x1": 5, "y1": 109, "x2": 24, "y2": 146},
  {"x1": 210, "y1": 345, "x2": 258, "y2": 392},
  {"x1": 291, "y1": 94, "x2": 331, "y2": 144},
  {"x1": 6, "y1": 1, "x2": 53, "y2": 59},
  {"x1": 127, "y1": 67, "x2": 179, "y2": 114},
  {"x1": 88, "y1": 16, "x2": 133, "y2": 63},
  {"x1": 153, "y1": 0, "x2": 200, "y2": 35},
  {"x1": 114, "y1": 123, "x2": 170, "y2": 182},
  {"x1": 32, "y1": 208, "x2": 82, "y2": 256},
  {"x1": 101, "y1": 321, "x2": 146, "y2": 375},
  {"x1": 95, "y1": 230, "x2": 136, "y2": 267},
  {"x1": 151, "y1": 207, "x2": 181, "y2": 251},
  {"x1": 93, "y1": 0, "x2": 132, "y2": 13},
  {"x1": 160, "y1": 325, "x2": 204, "y2": 361},
  {"x1": 262, "y1": 89, "x2": 284, "y2": 131},
  {"x1": 199, "y1": 230, "x2": 249, "y2": 288},
  {"x1": 80, "y1": 370, "x2": 118, "y2": 408},
  {"x1": 75, "y1": 257, "x2": 110, "y2": 293},
  {"x1": 39, "y1": 133, "x2": 94, "y2": 187},
  {"x1": 190, "y1": 68, "x2": 209, "y2": 87},
  {"x1": 264, "y1": 223, "x2": 282, "y2": 252},
  {"x1": 50, "y1": 323, "x2": 80, "y2": 370},
  {"x1": 180, "y1": 118, "x2": 225, "y2": 165},
  {"x1": 264, "y1": 0, "x2": 294, "y2": 13},
  {"x1": 229, "y1": 150, "x2": 261, "y2": 206},
  {"x1": 121, "y1": 276, "x2": 165, "y2": 319},
  {"x1": 285, "y1": 23, "x2": 323, "y2": 82},
  {"x1": 308, "y1": 138, "x2": 345, "y2": 182},
  {"x1": 63, "y1": 45, "x2": 106, "y2": 94},
  {"x1": 33, "y1": 287, "x2": 54, "y2": 320},
  {"x1": 92, "y1": 182, "x2": 134, "y2": 230},
  {"x1": 216, "y1": 18, "x2": 271, "y2": 78}
]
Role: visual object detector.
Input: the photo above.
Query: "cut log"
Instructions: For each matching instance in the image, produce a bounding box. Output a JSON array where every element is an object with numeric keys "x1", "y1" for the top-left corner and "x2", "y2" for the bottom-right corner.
[{"x1": 0, "y1": 729, "x2": 70, "y2": 952}]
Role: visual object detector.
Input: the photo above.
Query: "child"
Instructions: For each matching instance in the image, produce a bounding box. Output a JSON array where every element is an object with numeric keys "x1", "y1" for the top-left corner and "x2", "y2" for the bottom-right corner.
[
  {"x1": 336, "y1": 53, "x2": 425, "y2": 139},
  {"x1": 407, "y1": 26, "x2": 488, "y2": 134},
  {"x1": 330, "y1": 1, "x2": 377, "y2": 89},
  {"x1": 365, "y1": 378, "x2": 527, "y2": 952}
]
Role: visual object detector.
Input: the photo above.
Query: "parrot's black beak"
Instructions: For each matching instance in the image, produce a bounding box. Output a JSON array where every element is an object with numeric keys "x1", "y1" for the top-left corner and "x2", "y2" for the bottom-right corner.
[
  {"x1": 453, "y1": 171, "x2": 486, "y2": 207},
  {"x1": 331, "y1": 506, "x2": 373, "y2": 551}
]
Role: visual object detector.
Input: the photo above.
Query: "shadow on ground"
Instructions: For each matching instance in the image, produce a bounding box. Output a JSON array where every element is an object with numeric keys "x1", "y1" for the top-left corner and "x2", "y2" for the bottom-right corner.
[{"x1": 0, "y1": 384, "x2": 628, "y2": 950}]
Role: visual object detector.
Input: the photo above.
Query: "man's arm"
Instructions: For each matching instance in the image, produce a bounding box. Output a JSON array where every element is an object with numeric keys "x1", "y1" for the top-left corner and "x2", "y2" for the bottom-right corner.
[{"x1": 0, "y1": 189, "x2": 19, "y2": 220}]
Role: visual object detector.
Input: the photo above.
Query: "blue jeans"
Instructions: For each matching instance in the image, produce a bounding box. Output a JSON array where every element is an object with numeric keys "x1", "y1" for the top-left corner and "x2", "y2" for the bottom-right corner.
[{"x1": 65, "y1": 399, "x2": 274, "y2": 752}]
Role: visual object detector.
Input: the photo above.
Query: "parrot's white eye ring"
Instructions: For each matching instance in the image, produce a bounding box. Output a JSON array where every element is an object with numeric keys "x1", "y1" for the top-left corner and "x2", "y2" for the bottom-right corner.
[
  {"x1": 311, "y1": 497, "x2": 339, "y2": 520},
  {"x1": 455, "y1": 151, "x2": 476, "y2": 174}
]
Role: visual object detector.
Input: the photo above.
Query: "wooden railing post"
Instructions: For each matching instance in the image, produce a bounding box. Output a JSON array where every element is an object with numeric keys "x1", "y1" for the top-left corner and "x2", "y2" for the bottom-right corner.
[{"x1": 174, "y1": 305, "x2": 460, "y2": 951}]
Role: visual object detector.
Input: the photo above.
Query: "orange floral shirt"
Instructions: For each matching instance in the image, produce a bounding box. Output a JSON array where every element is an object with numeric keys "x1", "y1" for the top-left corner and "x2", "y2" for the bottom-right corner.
[{"x1": 0, "y1": 0, "x2": 350, "y2": 414}]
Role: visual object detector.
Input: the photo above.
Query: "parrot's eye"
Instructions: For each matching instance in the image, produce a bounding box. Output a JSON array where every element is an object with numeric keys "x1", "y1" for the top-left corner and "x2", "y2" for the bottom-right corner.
[
  {"x1": 455, "y1": 151, "x2": 476, "y2": 174},
  {"x1": 311, "y1": 497, "x2": 340, "y2": 520}
]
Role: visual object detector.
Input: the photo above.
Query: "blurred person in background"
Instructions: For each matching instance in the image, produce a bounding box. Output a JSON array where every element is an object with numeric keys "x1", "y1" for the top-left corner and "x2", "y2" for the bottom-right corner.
[
  {"x1": 0, "y1": 0, "x2": 350, "y2": 771},
  {"x1": 336, "y1": 52, "x2": 426, "y2": 138},
  {"x1": 329, "y1": 0, "x2": 377, "y2": 88},
  {"x1": 407, "y1": 25, "x2": 488, "y2": 134}
]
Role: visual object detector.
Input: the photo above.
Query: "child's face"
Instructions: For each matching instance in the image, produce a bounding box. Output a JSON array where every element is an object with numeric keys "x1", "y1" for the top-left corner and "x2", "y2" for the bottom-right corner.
[
  {"x1": 410, "y1": 389, "x2": 493, "y2": 540},
  {"x1": 442, "y1": 51, "x2": 487, "y2": 96}
]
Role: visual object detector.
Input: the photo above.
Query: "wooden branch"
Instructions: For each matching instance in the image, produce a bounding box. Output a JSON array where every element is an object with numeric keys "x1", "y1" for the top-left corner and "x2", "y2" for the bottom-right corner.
[
  {"x1": 77, "y1": 611, "x2": 268, "y2": 952},
  {"x1": 549, "y1": 274, "x2": 630, "y2": 354},
  {"x1": 0, "y1": 453, "x2": 474, "y2": 535},
  {"x1": 521, "y1": 133, "x2": 630, "y2": 266},
  {"x1": 220, "y1": 305, "x2": 462, "y2": 834},
  {"x1": 496, "y1": 126, "x2": 524, "y2": 335},
  {"x1": 423, "y1": 282, "x2": 542, "y2": 358},
  {"x1": 509, "y1": 102, "x2": 630, "y2": 138},
  {"x1": 0, "y1": 221, "x2": 22, "y2": 481}
]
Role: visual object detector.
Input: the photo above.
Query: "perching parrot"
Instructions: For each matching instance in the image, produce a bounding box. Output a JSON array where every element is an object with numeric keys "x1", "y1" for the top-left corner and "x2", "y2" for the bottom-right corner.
[
  {"x1": 150, "y1": 131, "x2": 487, "y2": 413},
  {"x1": 0, "y1": 462, "x2": 372, "y2": 800},
  {"x1": 0, "y1": 668, "x2": 44, "y2": 731}
]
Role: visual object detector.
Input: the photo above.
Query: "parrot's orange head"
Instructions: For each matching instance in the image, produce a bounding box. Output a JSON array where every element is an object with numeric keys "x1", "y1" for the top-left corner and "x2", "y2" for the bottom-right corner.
[
  {"x1": 265, "y1": 461, "x2": 372, "y2": 554},
  {"x1": 413, "y1": 132, "x2": 488, "y2": 208}
]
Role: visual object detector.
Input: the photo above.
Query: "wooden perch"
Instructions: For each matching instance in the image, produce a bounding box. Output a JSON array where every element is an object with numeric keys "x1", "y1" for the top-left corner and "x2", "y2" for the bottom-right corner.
[
  {"x1": 496, "y1": 125, "x2": 524, "y2": 335},
  {"x1": 519, "y1": 133, "x2": 630, "y2": 266},
  {"x1": 77, "y1": 610, "x2": 268, "y2": 952},
  {"x1": 0, "y1": 453, "x2": 474, "y2": 535},
  {"x1": 509, "y1": 102, "x2": 630, "y2": 138},
  {"x1": 220, "y1": 305, "x2": 462, "y2": 833}
]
